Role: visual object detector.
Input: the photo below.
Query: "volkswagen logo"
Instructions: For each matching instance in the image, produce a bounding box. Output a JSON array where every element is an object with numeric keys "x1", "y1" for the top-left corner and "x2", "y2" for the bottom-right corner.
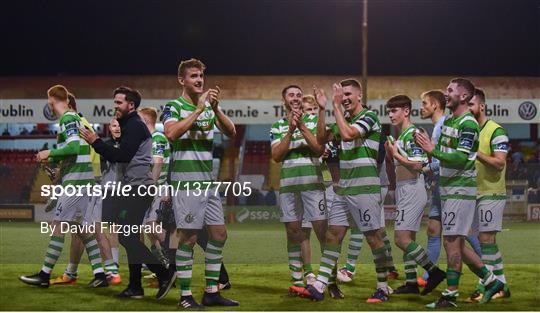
[
  {"x1": 43, "y1": 103, "x2": 57, "y2": 121},
  {"x1": 518, "y1": 101, "x2": 537, "y2": 121}
]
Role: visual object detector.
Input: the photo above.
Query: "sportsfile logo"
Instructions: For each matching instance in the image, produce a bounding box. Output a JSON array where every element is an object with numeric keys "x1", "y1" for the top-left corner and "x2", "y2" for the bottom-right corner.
[{"x1": 41, "y1": 181, "x2": 252, "y2": 199}]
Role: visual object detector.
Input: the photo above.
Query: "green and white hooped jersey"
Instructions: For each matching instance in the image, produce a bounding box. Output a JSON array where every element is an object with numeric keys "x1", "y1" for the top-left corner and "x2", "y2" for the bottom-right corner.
[
  {"x1": 270, "y1": 114, "x2": 324, "y2": 193},
  {"x1": 162, "y1": 96, "x2": 215, "y2": 189},
  {"x1": 151, "y1": 131, "x2": 170, "y2": 185},
  {"x1": 55, "y1": 111, "x2": 95, "y2": 187},
  {"x1": 329, "y1": 108, "x2": 381, "y2": 195},
  {"x1": 395, "y1": 124, "x2": 428, "y2": 167},
  {"x1": 437, "y1": 111, "x2": 479, "y2": 200}
]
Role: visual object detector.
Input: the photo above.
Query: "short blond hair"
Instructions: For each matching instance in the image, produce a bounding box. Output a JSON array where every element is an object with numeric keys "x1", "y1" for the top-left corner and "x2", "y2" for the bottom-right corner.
[
  {"x1": 178, "y1": 58, "x2": 206, "y2": 78},
  {"x1": 138, "y1": 107, "x2": 158, "y2": 124},
  {"x1": 47, "y1": 85, "x2": 68, "y2": 102},
  {"x1": 302, "y1": 95, "x2": 316, "y2": 105}
]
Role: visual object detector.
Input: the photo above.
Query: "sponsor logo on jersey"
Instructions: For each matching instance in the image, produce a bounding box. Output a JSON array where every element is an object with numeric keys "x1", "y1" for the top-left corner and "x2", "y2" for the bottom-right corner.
[
  {"x1": 162, "y1": 107, "x2": 172, "y2": 120},
  {"x1": 155, "y1": 143, "x2": 166, "y2": 155},
  {"x1": 65, "y1": 121, "x2": 79, "y2": 137},
  {"x1": 459, "y1": 138, "x2": 473, "y2": 150},
  {"x1": 196, "y1": 120, "x2": 212, "y2": 130},
  {"x1": 66, "y1": 128, "x2": 78, "y2": 137}
]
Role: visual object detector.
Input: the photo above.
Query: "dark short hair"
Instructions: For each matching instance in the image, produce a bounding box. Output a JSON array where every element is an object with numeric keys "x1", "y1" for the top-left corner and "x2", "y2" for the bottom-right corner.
[
  {"x1": 281, "y1": 85, "x2": 302, "y2": 99},
  {"x1": 113, "y1": 86, "x2": 142, "y2": 109},
  {"x1": 67, "y1": 93, "x2": 77, "y2": 111},
  {"x1": 421, "y1": 90, "x2": 446, "y2": 110},
  {"x1": 474, "y1": 88, "x2": 486, "y2": 104},
  {"x1": 450, "y1": 77, "x2": 475, "y2": 103},
  {"x1": 340, "y1": 79, "x2": 362, "y2": 91},
  {"x1": 386, "y1": 95, "x2": 412, "y2": 110}
]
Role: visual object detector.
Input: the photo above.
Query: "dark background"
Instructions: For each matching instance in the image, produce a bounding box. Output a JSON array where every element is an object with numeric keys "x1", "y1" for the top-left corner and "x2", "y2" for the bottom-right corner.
[{"x1": 1, "y1": 0, "x2": 539, "y2": 76}]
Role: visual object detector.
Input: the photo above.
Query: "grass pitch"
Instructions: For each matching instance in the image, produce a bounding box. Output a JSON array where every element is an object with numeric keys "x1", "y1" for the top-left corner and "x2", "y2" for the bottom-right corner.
[{"x1": 1, "y1": 221, "x2": 539, "y2": 311}]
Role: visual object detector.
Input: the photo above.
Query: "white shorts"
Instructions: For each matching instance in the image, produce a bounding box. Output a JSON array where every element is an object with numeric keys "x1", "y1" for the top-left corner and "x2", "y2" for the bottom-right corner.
[
  {"x1": 380, "y1": 186, "x2": 389, "y2": 226},
  {"x1": 54, "y1": 194, "x2": 91, "y2": 224},
  {"x1": 279, "y1": 189, "x2": 327, "y2": 223},
  {"x1": 394, "y1": 178, "x2": 427, "y2": 231},
  {"x1": 83, "y1": 195, "x2": 102, "y2": 224},
  {"x1": 143, "y1": 195, "x2": 161, "y2": 224},
  {"x1": 441, "y1": 198, "x2": 476, "y2": 236},
  {"x1": 472, "y1": 197, "x2": 505, "y2": 233},
  {"x1": 172, "y1": 190, "x2": 225, "y2": 230},
  {"x1": 328, "y1": 193, "x2": 384, "y2": 232}
]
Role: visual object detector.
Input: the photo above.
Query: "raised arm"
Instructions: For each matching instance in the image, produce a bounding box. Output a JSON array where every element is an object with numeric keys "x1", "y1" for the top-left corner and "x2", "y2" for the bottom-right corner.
[
  {"x1": 209, "y1": 87, "x2": 236, "y2": 138},
  {"x1": 298, "y1": 116, "x2": 324, "y2": 157},
  {"x1": 163, "y1": 91, "x2": 208, "y2": 142},
  {"x1": 332, "y1": 84, "x2": 361, "y2": 141},
  {"x1": 386, "y1": 139, "x2": 424, "y2": 172},
  {"x1": 415, "y1": 124, "x2": 476, "y2": 166},
  {"x1": 314, "y1": 86, "x2": 333, "y2": 145},
  {"x1": 270, "y1": 111, "x2": 297, "y2": 163}
]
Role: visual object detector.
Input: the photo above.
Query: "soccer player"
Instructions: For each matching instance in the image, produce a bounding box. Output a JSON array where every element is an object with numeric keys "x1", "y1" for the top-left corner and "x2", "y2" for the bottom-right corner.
[
  {"x1": 162, "y1": 58, "x2": 238, "y2": 309},
  {"x1": 417, "y1": 90, "x2": 447, "y2": 287},
  {"x1": 467, "y1": 88, "x2": 511, "y2": 301},
  {"x1": 384, "y1": 95, "x2": 446, "y2": 295},
  {"x1": 270, "y1": 86, "x2": 328, "y2": 293},
  {"x1": 19, "y1": 85, "x2": 108, "y2": 288},
  {"x1": 298, "y1": 94, "x2": 322, "y2": 287},
  {"x1": 138, "y1": 107, "x2": 169, "y2": 266},
  {"x1": 294, "y1": 79, "x2": 391, "y2": 303},
  {"x1": 337, "y1": 132, "x2": 399, "y2": 284},
  {"x1": 414, "y1": 78, "x2": 505, "y2": 308},
  {"x1": 50, "y1": 94, "x2": 121, "y2": 286}
]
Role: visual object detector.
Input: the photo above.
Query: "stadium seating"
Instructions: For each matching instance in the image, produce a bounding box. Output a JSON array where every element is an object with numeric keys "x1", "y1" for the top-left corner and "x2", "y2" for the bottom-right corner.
[
  {"x1": 0, "y1": 149, "x2": 39, "y2": 203},
  {"x1": 241, "y1": 141, "x2": 270, "y2": 175}
]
